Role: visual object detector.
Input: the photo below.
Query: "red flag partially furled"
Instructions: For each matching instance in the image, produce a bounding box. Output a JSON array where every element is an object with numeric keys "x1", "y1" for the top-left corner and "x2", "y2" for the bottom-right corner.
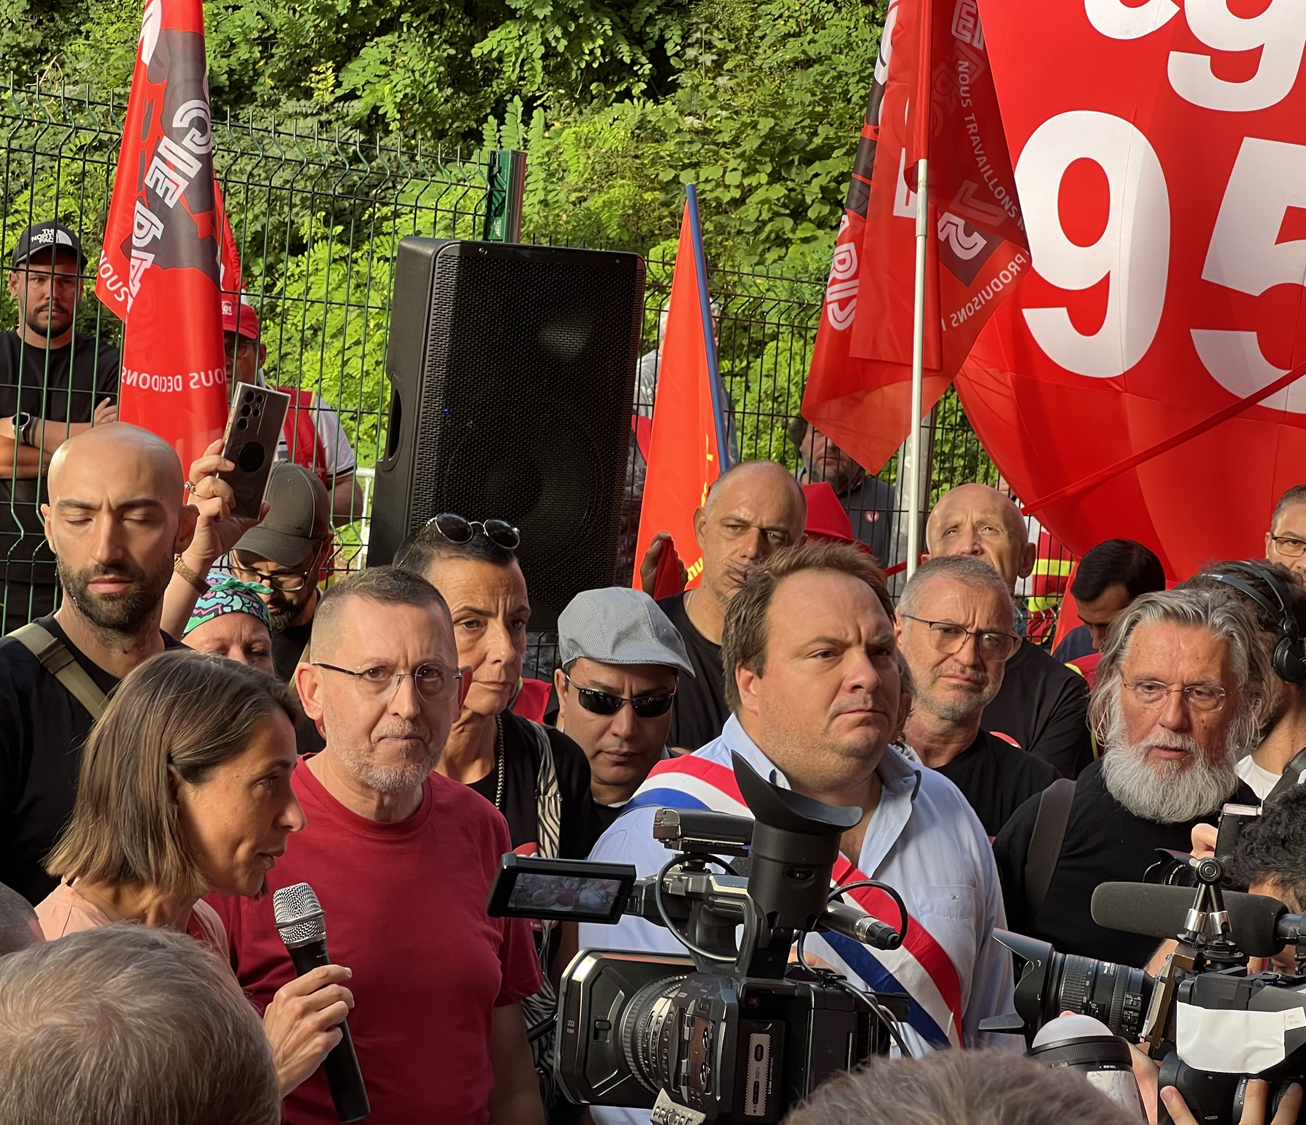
[
  {"x1": 802, "y1": 0, "x2": 1029, "y2": 473},
  {"x1": 635, "y1": 187, "x2": 728, "y2": 590},
  {"x1": 96, "y1": 0, "x2": 229, "y2": 471}
]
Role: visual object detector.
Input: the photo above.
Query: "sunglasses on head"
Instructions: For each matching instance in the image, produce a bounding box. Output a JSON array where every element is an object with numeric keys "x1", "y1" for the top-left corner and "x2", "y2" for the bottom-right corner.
[
  {"x1": 428, "y1": 512, "x2": 520, "y2": 551},
  {"x1": 564, "y1": 673, "x2": 676, "y2": 718}
]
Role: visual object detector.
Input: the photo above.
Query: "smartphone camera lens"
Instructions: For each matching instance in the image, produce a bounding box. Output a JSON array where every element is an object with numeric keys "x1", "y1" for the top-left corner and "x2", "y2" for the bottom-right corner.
[
  {"x1": 236, "y1": 417, "x2": 248, "y2": 431},
  {"x1": 240, "y1": 404, "x2": 251, "y2": 416}
]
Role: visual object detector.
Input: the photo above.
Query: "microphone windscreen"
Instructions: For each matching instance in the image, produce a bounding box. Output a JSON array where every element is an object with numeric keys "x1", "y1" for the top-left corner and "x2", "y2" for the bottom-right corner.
[
  {"x1": 273, "y1": 882, "x2": 326, "y2": 946},
  {"x1": 1090, "y1": 882, "x2": 1287, "y2": 958}
]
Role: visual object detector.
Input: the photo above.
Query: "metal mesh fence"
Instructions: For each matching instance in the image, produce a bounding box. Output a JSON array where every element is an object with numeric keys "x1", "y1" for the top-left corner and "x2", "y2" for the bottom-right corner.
[
  {"x1": 0, "y1": 79, "x2": 1074, "y2": 646},
  {"x1": 0, "y1": 78, "x2": 487, "y2": 626}
]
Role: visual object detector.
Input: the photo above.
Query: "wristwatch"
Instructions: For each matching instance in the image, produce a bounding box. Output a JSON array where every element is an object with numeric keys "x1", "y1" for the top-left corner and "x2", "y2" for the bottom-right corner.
[{"x1": 11, "y1": 412, "x2": 33, "y2": 446}]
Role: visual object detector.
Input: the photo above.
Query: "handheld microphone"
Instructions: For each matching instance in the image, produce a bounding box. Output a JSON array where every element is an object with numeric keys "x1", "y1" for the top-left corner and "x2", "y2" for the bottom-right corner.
[
  {"x1": 820, "y1": 899, "x2": 903, "y2": 950},
  {"x1": 1089, "y1": 882, "x2": 1291, "y2": 959},
  {"x1": 273, "y1": 883, "x2": 371, "y2": 1122}
]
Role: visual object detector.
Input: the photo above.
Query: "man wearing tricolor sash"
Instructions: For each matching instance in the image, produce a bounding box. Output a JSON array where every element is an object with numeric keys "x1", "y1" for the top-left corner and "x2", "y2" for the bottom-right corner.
[{"x1": 582, "y1": 544, "x2": 1017, "y2": 1123}]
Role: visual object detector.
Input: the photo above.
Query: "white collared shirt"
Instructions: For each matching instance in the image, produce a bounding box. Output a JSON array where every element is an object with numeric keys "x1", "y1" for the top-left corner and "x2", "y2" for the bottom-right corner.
[{"x1": 581, "y1": 716, "x2": 1018, "y2": 1125}]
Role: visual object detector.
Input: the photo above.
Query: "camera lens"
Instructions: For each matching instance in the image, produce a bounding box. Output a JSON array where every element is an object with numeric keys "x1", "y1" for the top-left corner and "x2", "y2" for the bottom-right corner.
[
  {"x1": 1003, "y1": 932, "x2": 1152, "y2": 1043},
  {"x1": 1051, "y1": 954, "x2": 1150, "y2": 1042},
  {"x1": 619, "y1": 975, "x2": 689, "y2": 1094}
]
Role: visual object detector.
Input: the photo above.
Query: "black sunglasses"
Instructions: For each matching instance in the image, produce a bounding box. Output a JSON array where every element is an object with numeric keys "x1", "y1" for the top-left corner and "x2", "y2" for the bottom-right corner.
[
  {"x1": 565, "y1": 673, "x2": 676, "y2": 718},
  {"x1": 428, "y1": 512, "x2": 520, "y2": 551}
]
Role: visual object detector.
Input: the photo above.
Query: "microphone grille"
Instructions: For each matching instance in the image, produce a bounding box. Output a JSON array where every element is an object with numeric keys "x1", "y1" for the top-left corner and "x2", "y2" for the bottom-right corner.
[{"x1": 273, "y1": 882, "x2": 325, "y2": 946}]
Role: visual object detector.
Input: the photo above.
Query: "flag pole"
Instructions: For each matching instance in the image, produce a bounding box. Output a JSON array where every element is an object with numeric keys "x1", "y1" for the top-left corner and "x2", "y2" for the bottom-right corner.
[
  {"x1": 906, "y1": 162, "x2": 928, "y2": 580},
  {"x1": 905, "y1": 0, "x2": 932, "y2": 580}
]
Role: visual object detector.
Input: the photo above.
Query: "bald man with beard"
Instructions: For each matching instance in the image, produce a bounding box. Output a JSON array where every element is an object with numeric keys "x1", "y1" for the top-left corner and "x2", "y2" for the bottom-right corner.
[
  {"x1": 0, "y1": 424, "x2": 234, "y2": 903},
  {"x1": 925, "y1": 484, "x2": 1093, "y2": 777},
  {"x1": 654, "y1": 461, "x2": 806, "y2": 751}
]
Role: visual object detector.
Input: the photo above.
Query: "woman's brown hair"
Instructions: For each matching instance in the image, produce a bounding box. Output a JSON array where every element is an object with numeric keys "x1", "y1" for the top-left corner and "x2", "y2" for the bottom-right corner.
[{"x1": 47, "y1": 649, "x2": 301, "y2": 897}]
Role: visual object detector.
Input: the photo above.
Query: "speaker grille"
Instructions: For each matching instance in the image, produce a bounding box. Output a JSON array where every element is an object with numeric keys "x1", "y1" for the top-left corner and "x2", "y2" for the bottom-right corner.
[{"x1": 377, "y1": 241, "x2": 644, "y2": 630}]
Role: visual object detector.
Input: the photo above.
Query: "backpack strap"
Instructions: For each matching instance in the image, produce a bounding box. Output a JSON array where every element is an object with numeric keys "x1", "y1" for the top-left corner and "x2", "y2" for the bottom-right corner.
[
  {"x1": 1024, "y1": 777, "x2": 1076, "y2": 914},
  {"x1": 8, "y1": 623, "x2": 108, "y2": 720}
]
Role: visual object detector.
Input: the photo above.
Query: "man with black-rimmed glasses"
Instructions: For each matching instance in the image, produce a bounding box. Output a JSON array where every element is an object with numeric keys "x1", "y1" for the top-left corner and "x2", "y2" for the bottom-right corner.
[
  {"x1": 1266, "y1": 483, "x2": 1306, "y2": 584},
  {"x1": 896, "y1": 556, "x2": 1056, "y2": 837},
  {"x1": 553, "y1": 585, "x2": 695, "y2": 829},
  {"x1": 228, "y1": 462, "x2": 333, "y2": 682}
]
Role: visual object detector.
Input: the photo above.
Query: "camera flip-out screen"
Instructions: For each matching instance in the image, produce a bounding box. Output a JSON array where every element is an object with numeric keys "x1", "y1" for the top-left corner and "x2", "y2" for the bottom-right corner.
[{"x1": 487, "y1": 854, "x2": 638, "y2": 924}]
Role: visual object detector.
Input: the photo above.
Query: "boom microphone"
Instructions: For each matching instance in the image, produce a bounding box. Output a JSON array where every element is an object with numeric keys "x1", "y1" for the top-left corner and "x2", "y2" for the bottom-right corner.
[
  {"x1": 273, "y1": 883, "x2": 371, "y2": 1122},
  {"x1": 1090, "y1": 882, "x2": 1291, "y2": 959}
]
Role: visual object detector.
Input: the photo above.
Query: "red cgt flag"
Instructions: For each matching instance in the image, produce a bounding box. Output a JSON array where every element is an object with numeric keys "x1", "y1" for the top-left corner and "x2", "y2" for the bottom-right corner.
[
  {"x1": 634, "y1": 187, "x2": 728, "y2": 591},
  {"x1": 96, "y1": 0, "x2": 229, "y2": 472},
  {"x1": 802, "y1": 0, "x2": 1030, "y2": 474}
]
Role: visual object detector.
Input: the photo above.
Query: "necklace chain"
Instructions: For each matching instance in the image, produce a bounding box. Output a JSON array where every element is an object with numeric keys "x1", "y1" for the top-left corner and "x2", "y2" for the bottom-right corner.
[{"x1": 494, "y1": 714, "x2": 505, "y2": 809}]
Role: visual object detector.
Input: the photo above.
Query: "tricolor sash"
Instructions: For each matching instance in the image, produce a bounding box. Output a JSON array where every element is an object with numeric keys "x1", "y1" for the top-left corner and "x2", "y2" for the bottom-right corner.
[{"x1": 625, "y1": 755, "x2": 964, "y2": 1048}]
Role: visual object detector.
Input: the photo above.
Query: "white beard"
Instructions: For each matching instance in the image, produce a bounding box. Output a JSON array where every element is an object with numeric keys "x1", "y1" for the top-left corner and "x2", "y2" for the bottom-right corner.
[{"x1": 1100, "y1": 725, "x2": 1238, "y2": 824}]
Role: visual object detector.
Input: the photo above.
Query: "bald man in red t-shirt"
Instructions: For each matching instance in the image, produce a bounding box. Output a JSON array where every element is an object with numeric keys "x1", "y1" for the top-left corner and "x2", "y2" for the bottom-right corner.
[{"x1": 208, "y1": 566, "x2": 543, "y2": 1125}]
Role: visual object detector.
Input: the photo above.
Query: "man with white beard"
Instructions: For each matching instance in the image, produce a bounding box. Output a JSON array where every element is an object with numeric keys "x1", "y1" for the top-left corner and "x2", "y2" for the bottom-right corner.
[{"x1": 993, "y1": 588, "x2": 1266, "y2": 967}]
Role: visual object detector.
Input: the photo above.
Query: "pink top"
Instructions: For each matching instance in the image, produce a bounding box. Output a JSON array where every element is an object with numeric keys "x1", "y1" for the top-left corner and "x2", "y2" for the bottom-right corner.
[{"x1": 36, "y1": 879, "x2": 229, "y2": 957}]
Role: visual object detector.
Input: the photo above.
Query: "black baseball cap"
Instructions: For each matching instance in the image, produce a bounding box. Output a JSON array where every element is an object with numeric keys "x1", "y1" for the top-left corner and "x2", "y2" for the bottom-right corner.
[
  {"x1": 234, "y1": 463, "x2": 332, "y2": 567},
  {"x1": 10, "y1": 221, "x2": 85, "y2": 269}
]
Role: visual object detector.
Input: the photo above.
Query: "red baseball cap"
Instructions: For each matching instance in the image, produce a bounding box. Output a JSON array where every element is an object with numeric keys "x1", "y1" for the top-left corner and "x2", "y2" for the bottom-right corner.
[
  {"x1": 801, "y1": 483, "x2": 855, "y2": 544},
  {"x1": 221, "y1": 295, "x2": 260, "y2": 340}
]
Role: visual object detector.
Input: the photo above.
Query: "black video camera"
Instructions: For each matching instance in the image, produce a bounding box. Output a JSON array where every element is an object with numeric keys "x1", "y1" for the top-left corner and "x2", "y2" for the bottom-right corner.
[
  {"x1": 486, "y1": 751, "x2": 910, "y2": 1125},
  {"x1": 982, "y1": 854, "x2": 1306, "y2": 1125}
]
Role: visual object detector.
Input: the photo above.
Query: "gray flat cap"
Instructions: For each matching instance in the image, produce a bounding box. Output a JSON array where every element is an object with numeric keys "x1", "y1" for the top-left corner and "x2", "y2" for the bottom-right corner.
[{"x1": 558, "y1": 587, "x2": 695, "y2": 678}]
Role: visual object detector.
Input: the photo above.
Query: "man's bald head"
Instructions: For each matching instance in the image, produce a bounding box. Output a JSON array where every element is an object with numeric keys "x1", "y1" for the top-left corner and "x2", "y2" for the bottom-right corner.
[
  {"x1": 924, "y1": 483, "x2": 1034, "y2": 591},
  {"x1": 48, "y1": 423, "x2": 184, "y2": 507},
  {"x1": 705, "y1": 461, "x2": 806, "y2": 522},
  {"x1": 693, "y1": 460, "x2": 806, "y2": 610},
  {"x1": 42, "y1": 423, "x2": 195, "y2": 637}
]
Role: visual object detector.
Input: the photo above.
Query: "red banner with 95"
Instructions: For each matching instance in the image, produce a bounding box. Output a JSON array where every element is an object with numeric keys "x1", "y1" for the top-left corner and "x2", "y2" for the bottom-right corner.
[
  {"x1": 96, "y1": 0, "x2": 229, "y2": 474},
  {"x1": 959, "y1": 0, "x2": 1306, "y2": 578}
]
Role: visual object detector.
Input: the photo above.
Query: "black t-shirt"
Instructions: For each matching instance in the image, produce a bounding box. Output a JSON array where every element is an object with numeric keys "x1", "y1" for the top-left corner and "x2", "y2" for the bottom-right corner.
[
  {"x1": 0, "y1": 616, "x2": 181, "y2": 904},
  {"x1": 594, "y1": 802, "x2": 624, "y2": 832},
  {"x1": 993, "y1": 759, "x2": 1259, "y2": 967},
  {"x1": 269, "y1": 615, "x2": 323, "y2": 756},
  {"x1": 982, "y1": 639, "x2": 1094, "y2": 778},
  {"x1": 0, "y1": 331, "x2": 119, "y2": 584},
  {"x1": 1052, "y1": 625, "x2": 1095, "y2": 663},
  {"x1": 840, "y1": 472, "x2": 898, "y2": 566},
  {"x1": 272, "y1": 620, "x2": 313, "y2": 683},
  {"x1": 659, "y1": 593, "x2": 729, "y2": 752},
  {"x1": 468, "y1": 709, "x2": 605, "y2": 860},
  {"x1": 933, "y1": 728, "x2": 1057, "y2": 837}
]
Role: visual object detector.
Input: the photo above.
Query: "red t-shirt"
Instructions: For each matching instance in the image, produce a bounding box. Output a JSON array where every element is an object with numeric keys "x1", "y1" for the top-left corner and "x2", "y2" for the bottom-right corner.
[{"x1": 206, "y1": 757, "x2": 541, "y2": 1125}]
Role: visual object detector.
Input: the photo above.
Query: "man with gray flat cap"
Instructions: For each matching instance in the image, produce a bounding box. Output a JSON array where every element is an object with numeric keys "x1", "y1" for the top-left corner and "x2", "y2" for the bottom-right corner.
[
  {"x1": 228, "y1": 462, "x2": 333, "y2": 684},
  {"x1": 554, "y1": 587, "x2": 694, "y2": 829}
]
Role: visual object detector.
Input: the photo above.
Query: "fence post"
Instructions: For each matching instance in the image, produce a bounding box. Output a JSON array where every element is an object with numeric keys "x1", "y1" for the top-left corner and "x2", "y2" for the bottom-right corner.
[{"x1": 482, "y1": 150, "x2": 527, "y2": 242}]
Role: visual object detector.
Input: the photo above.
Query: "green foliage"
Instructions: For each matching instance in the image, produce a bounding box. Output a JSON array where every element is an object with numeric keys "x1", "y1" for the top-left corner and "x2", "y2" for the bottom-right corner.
[
  {"x1": 0, "y1": 0, "x2": 989, "y2": 494},
  {"x1": 515, "y1": 0, "x2": 887, "y2": 269}
]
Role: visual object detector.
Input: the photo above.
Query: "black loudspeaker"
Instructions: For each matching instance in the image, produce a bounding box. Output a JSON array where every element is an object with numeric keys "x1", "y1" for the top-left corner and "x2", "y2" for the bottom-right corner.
[{"x1": 371, "y1": 238, "x2": 646, "y2": 630}]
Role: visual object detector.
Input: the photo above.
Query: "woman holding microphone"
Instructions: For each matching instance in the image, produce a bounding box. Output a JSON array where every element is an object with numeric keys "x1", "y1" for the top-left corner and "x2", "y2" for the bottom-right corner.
[{"x1": 37, "y1": 648, "x2": 351, "y2": 1098}]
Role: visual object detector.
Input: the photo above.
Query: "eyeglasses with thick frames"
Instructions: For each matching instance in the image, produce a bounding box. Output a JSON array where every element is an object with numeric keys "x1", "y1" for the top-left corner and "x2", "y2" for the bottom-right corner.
[
  {"x1": 1123, "y1": 679, "x2": 1227, "y2": 713},
  {"x1": 899, "y1": 614, "x2": 1019, "y2": 661},
  {"x1": 231, "y1": 549, "x2": 322, "y2": 593},
  {"x1": 313, "y1": 661, "x2": 463, "y2": 701},
  {"x1": 1270, "y1": 535, "x2": 1306, "y2": 559},
  {"x1": 564, "y1": 673, "x2": 675, "y2": 718},
  {"x1": 426, "y1": 512, "x2": 520, "y2": 551}
]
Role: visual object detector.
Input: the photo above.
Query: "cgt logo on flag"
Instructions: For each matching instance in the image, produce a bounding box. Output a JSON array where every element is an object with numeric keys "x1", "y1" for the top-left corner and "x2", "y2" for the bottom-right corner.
[
  {"x1": 951, "y1": 0, "x2": 983, "y2": 47},
  {"x1": 802, "y1": 0, "x2": 1028, "y2": 476},
  {"x1": 95, "y1": 0, "x2": 231, "y2": 474}
]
